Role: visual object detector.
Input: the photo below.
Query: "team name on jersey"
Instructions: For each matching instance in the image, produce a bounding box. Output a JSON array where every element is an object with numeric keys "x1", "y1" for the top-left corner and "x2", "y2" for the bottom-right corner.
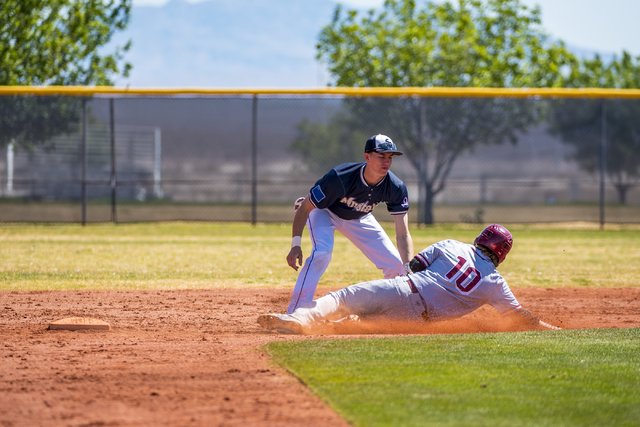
[{"x1": 340, "y1": 197, "x2": 379, "y2": 213}]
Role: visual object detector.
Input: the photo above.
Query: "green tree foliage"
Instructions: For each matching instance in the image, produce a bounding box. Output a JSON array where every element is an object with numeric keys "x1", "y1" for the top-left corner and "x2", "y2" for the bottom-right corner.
[
  {"x1": 291, "y1": 117, "x2": 368, "y2": 175},
  {"x1": 0, "y1": 0, "x2": 132, "y2": 151},
  {"x1": 0, "y1": 97, "x2": 82, "y2": 150},
  {"x1": 549, "y1": 98, "x2": 640, "y2": 204},
  {"x1": 297, "y1": 0, "x2": 577, "y2": 224},
  {"x1": 563, "y1": 52, "x2": 640, "y2": 89},
  {"x1": 549, "y1": 53, "x2": 640, "y2": 203},
  {"x1": 318, "y1": 0, "x2": 575, "y2": 88},
  {"x1": 0, "y1": 0, "x2": 132, "y2": 85}
]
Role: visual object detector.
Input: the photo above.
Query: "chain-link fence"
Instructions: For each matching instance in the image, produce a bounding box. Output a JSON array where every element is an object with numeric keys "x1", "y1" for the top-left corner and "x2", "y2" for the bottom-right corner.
[{"x1": 1, "y1": 88, "x2": 639, "y2": 225}]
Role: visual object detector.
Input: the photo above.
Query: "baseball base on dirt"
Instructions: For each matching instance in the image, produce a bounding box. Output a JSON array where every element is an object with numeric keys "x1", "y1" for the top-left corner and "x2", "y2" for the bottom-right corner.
[{"x1": 48, "y1": 317, "x2": 111, "y2": 331}]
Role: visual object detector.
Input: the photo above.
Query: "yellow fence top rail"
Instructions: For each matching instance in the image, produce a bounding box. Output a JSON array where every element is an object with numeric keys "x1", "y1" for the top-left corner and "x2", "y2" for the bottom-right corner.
[{"x1": 1, "y1": 85, "x2": 640, "y2": 98}]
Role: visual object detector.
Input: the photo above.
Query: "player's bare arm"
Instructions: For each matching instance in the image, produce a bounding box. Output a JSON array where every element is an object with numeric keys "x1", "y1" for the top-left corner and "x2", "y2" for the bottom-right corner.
[
  {"x1": 510, "y1": 309, "x2": 561, "y2": 330},
  {"x1": 287, "y1": 196, "x2": 315, "y2": 271},
  {"x1": 393, "y1": 213, "x2": 413, "y2": 267}
]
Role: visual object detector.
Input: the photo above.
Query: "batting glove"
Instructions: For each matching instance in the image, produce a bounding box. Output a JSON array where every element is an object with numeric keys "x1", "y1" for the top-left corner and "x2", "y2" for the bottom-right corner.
[{"x1": 404, "y1": 262, "x2": 412, "y2": 275}]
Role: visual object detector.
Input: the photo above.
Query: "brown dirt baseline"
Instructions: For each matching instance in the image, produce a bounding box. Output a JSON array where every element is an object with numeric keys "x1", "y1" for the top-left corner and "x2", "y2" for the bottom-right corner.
[{"x1": 1, "y1": 287, "x2": 639, "y2": 426}]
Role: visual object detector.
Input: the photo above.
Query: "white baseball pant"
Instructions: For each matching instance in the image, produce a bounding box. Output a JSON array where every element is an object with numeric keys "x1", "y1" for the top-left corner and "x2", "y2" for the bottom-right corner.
[
  {"x1": 287, "y1": 208, "x2": 404, "y2": 314},
  {"x1": 289, "y1": 276, "x2": 426, "y2": 325}
]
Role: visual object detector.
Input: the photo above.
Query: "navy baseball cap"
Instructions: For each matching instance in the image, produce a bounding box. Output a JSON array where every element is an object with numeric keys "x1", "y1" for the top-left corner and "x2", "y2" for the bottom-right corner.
[{"x1": 364, "y1": 134, "x2": 403, "y2": 155}]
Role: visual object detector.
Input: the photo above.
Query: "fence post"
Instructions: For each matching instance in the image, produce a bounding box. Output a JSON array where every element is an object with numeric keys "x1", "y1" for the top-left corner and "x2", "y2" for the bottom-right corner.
[
  {"x1": 599, "y1": 99, "x2": 606, "y2": 230},
  {"x1": 480, "y1": 173, "x2": 487, "y2": 205},
  {"x1": 6, "y1": 140, "x2": 14, "y2": 195},
  {"x1": 154, "y1": 127, "x2": 163, "y2": 199},
  {"x1": 251, "y1": 95, "x2": 258, "y2": 226},
  {"x1": 110, "y1": 98, "x2": 117, "y2": 224},
  {"x1": 416, "y1": 98, "x2": 425, "y2": 226},
  {"x1": 81, "y1": 98, "x2": 88, "y2": 226}
]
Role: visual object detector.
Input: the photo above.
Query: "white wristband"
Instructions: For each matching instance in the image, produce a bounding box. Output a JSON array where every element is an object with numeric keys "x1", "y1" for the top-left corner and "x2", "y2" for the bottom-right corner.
[{"x1": 291, "y1": 236, "x2": 302, "y2": 248}]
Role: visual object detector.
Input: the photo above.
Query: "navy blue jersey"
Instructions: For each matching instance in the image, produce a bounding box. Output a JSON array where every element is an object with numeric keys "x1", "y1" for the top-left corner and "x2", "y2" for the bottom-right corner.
[{"x1": 308, "y1": 162, "x2": 409, "y2": 220}]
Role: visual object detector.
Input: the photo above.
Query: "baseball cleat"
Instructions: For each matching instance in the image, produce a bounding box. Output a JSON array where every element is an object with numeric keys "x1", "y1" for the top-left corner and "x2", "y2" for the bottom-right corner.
[{"x1": 257, "y1": 313, "x2": 305, "y2": 334}]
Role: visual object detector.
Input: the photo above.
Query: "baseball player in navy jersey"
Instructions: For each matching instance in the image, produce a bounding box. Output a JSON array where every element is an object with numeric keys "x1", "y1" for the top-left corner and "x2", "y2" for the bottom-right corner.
[
  {"x1": 260, "y1": 224, "x2": 560, "y2": 333},
  {"x1": 286, "y1": 134, "x2": 414, "y2": 314}
]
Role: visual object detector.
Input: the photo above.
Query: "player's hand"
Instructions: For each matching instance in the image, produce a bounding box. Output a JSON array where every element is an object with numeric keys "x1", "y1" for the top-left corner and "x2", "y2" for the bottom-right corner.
[{"x1": 287, "y1": 246, "x2": 303, "y2": 271}]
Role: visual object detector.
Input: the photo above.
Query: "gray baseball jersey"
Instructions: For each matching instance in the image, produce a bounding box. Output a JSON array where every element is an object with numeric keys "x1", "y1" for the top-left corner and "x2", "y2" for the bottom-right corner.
[{"x1": 409, "y1": 239, "x2": 522, "y2": 320}]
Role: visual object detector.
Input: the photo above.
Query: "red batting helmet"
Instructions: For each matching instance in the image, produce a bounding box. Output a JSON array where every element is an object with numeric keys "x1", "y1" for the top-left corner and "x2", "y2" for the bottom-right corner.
[{"x1": 474, "y1": 224, "x2": 513, "y2": 264}]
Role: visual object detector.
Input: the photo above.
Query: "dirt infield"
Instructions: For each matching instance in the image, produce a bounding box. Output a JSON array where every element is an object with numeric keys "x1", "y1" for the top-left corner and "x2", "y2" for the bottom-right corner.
[{"x1": 2, "y1": 287, "x2": 639, "y2": 426}]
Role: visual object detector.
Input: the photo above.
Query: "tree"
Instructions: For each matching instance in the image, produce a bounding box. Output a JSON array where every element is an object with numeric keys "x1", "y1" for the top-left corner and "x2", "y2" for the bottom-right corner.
[
  {"x1": 291, "y1": 118, "x2": 368, "y2": 175},
  {"x1": 0, "y1": 0, "x2": 132, "y2": 86},
  {"x1": 549, "y1": 53, "x2": 640, "y2": 204},
  {"x1": 299, "y1": 0, "x2": 577, "y2": 224},
  {"x1": 0, "y1": 96, "x2": 82, "y2": 151},
  {"x1": 549, "y1": 98, "x2": 640, "y2": 204},
  {"x1": 0, "y1": 0, "x2": 132, "y2": 151}
]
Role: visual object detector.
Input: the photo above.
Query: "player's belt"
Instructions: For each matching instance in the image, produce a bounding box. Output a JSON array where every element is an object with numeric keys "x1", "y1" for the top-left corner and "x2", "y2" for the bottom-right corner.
[
  {"x1": 407, "y1": 278, "x2": 419, "y2": 293},
  {"x1": 407, "y1": 278, "x2": 430, "y2": 323}
]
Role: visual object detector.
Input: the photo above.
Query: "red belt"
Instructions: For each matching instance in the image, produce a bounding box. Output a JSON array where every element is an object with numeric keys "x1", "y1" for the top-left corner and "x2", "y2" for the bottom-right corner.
[{"x1": 407, "y1": 278, "x2": 419, "y2": 293}]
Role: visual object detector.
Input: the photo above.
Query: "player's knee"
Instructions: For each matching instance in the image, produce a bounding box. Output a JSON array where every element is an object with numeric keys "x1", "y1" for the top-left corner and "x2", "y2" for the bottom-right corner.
[{"x1": 309, "y1": 249, "x2": 332, "y2": 266}]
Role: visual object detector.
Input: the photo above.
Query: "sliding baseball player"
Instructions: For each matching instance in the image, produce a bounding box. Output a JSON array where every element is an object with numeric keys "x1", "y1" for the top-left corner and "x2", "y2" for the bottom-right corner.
[{"x1": 261, "y1": 224, "x2": 561, "y2": 333}]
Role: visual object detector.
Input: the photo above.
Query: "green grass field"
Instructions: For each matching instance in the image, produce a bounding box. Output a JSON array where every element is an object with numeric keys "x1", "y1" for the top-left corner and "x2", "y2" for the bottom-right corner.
[
  {"x1": 265, "y1": 329, "x2": 640, "y2": 427},
  {"x1": 0, "y1": 221, "x2": 638, "y2": 290},
  {"x1": 1, "y1": 200, "x2": 640, "y2": 224}
]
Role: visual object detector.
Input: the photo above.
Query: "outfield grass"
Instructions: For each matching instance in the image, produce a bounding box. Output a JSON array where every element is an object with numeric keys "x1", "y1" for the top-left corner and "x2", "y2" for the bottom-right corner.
[
  {"x1": 1, "y1": 200, "x2": 640, "y2": 223},
  {"x1": 265, "y1": 328, "x2": 640, "y2": 427},
  {"x1": 0, "y1": 222, "x2": 639, "y2": 290}
]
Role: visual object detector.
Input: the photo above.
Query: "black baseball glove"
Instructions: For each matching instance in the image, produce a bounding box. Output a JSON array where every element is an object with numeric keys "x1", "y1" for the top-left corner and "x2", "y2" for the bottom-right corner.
[{"x1": 408, "y1": 256, "x2": 427, "y2": 273}]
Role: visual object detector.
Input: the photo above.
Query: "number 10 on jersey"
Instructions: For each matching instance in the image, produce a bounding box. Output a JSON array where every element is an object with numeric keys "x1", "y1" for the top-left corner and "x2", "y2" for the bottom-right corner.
[{"x1": 446, "y1": 256, "x2": 481, "y2": 293}]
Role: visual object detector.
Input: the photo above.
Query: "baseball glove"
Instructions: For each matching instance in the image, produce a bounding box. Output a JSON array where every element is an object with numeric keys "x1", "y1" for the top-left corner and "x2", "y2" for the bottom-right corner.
[{"x1": 409, "y1": 256, "x2": 427, "y2": 273}]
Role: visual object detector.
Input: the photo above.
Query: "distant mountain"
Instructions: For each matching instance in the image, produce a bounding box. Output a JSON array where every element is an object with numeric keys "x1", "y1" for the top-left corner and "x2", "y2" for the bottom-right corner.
[
  {"x1": 110, "y1": 0, "x2": 338, "y2": 87},
  {"x1": 110, "y1": 0, "x2": 610, "y2": 88}
]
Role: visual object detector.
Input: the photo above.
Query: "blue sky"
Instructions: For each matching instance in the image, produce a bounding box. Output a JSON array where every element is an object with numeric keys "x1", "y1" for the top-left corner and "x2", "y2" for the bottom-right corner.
[
  {"x1": 133, "y1": 0, "x2": 640, "y2": 56},
  {"x1": 117, "y1": 0, "x2": 639, "y2": 87}
]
